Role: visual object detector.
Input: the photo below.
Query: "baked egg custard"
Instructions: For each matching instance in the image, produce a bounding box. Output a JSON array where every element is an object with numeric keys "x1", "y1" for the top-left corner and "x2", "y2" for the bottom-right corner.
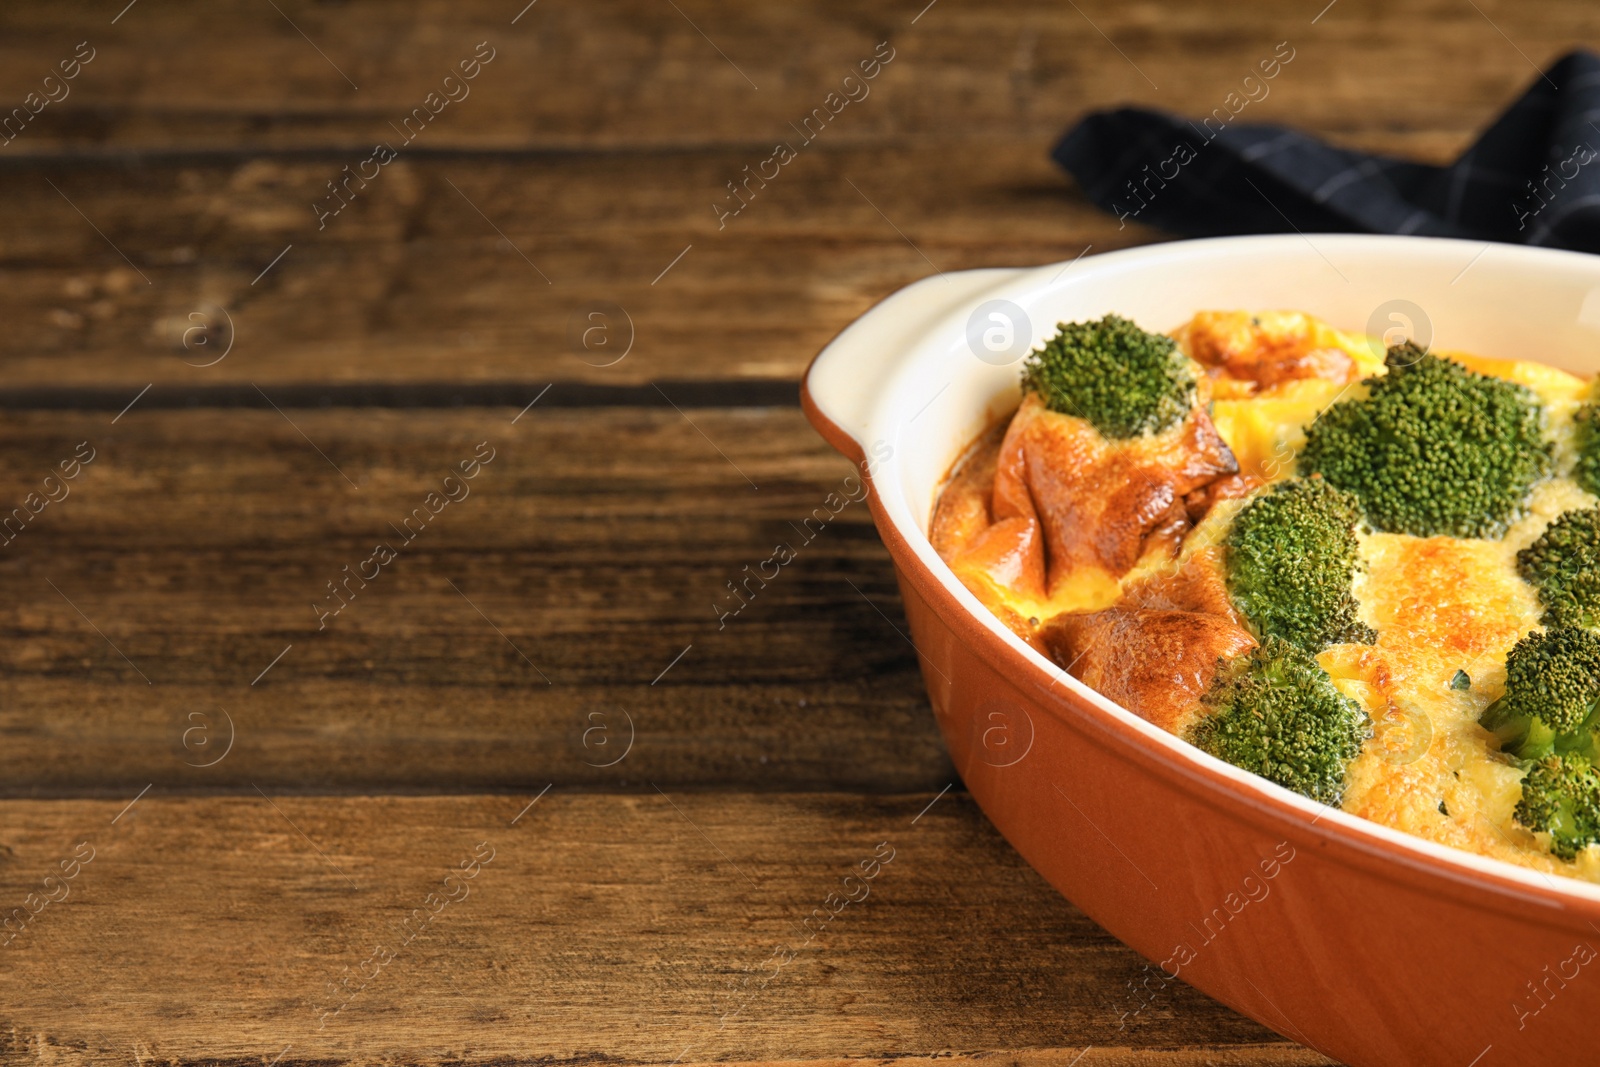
[{"x1": 932, "y1": 309, "x2": 1600, "y2": 882}]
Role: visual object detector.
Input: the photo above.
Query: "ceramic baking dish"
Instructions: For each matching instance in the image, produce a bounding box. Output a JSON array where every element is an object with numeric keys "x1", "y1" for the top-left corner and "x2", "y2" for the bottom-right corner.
[{"x1": 802, "y1": 234, "x2": 1600, "y2": 1067}]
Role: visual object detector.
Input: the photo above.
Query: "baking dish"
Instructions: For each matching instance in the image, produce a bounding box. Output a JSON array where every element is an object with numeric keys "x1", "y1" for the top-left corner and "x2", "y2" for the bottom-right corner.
[{"x1": 802, "y1": 234, "x2": 1600, "y2": 1066}]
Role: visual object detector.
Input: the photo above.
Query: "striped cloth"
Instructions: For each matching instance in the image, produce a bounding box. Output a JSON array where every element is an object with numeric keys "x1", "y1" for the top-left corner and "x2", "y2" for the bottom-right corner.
[{"x1": 1053, "y1": 50, "x2": 1600, "y2": 250}]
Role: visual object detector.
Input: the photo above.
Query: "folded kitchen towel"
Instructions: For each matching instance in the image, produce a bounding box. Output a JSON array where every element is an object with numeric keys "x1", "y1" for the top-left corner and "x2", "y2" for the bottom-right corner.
[{"x1": 1052, "y1": 49, "x2": 1600, "y2": 251}]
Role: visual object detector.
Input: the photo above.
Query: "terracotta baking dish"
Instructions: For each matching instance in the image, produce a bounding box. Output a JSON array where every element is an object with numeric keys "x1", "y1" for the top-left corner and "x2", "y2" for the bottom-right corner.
[{"x1": 802, "y1": 235, "x2": 1600, "y2": 1067}]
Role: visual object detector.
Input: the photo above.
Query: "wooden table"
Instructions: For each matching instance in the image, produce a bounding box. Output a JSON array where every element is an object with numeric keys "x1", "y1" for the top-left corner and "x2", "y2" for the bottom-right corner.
[{"x1": 0, "y1": 2, "x2": 1586, "y2": 1063}]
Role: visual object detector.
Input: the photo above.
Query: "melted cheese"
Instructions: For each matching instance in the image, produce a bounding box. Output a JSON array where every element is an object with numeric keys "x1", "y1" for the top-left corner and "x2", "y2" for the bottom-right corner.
[
  {"x1": 1207, "y1": 318, "x2": 1383, "y2": 484},
  {"x1": 1212, "y1": 378, "x2": 1353, "y2": 484},
  {"x1": 1326, "y1": 476, "x2": 1600, "y2": 881}
]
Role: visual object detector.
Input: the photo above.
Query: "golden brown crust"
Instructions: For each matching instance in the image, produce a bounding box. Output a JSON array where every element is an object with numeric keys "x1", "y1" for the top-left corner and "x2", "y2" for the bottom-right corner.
[
  {"x1": 1361, "y1": 532, "x2": 1540, "y2": 668},
  {"x1": 931, "y1": 420, "x2": 1046, "y2": 603},
  {"x1": 995, "y1": 393, "x2": 1237, "y2": 596},
  {"x1": 1176, "y1": 310, "x2": 1357, "y2": 394},
  {"x1": 1183, "y1": 472, "x2": 1260, "y2": 524},
  {"x1": 930, "y1": 423, "x2": 1003, "y2": 562},
  {"x1": 1122, "y1": 544, "x2": 1243, "y2": 623},
  {"x1": 1040, "y1": 606, "x2": 1257, "y2": 732}
]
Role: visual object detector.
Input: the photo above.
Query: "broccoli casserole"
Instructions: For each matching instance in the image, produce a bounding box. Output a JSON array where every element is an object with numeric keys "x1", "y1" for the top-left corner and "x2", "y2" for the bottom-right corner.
[{"x1": 932, "y1": 310, "x2": 1600, "y2": 882}]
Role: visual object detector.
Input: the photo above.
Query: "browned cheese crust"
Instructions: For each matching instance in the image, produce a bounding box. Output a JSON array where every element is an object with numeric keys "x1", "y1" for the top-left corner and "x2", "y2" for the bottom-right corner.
[
  {"x1": 1040, "y1": 607, "x2": 1257, "y2": 732},
  {"x1": 929, "y1": 422, "x2": 1047, "y2": 648},
  {"x1": 1038, "y1": 546, "x2": 1256, "y2": 731},
  {"x1": 994, "y1": 392, "x2": 1238, "y2": 597},
  {"x1": 1174, "y1": 310, "x2": 1358, "y2": 397}
]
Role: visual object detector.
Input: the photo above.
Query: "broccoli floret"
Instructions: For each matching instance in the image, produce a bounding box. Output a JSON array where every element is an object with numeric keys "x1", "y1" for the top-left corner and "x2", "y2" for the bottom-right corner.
[
  {"x1": 1189, "y1": 637, "x2": 1370, "y2": 806},
  {"x1": 1518, "y1": 507, "x2": 1600, "y2": 628},
  {"x1": 1516, "y1": 754, "x2": 1600, "y2": 860},
  {"x1": 1573, "y1": 397, "x2": 1600, "y2": 497},
  {"x1": 1483, "y1": 629, "x2": 1600, "y2": 859},
  {"x1": 1224, "y1": 476, "x2": 1375, "y2": 653},
  {"x1": 1479, "y1": 627, "x2": 1600, "y2": 762},
  {"x1": 1299, "y1": 342, "x2": 1550, "y2": 538},
  {"x1": 1020, "y1": 314, "x2": 1196, "y2": 438}
]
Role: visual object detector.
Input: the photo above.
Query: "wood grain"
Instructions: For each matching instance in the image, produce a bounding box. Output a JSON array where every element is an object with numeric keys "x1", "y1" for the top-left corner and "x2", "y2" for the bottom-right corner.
[
  {"x1": 0, "y1": 0, "x2": 1584, "y2": 152},
  {"x1": 0, "y1": 142, "x2": 1111, "y2": 388},
  {"x1": 0, "y1": 1, "x2": 1589, "y2": 388},
  {"x1": 0, "y1": 791, "x2": 1334, "y2": 1065},
  {"x1": 0, "y1": 406, "x2": 957, "y2": 795}
]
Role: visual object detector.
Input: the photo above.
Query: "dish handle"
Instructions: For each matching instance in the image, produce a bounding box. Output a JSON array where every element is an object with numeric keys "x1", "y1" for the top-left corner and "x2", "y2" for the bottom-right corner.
[{"x1": 801, "y1": 268, "x2": 1026, "y2": 464}]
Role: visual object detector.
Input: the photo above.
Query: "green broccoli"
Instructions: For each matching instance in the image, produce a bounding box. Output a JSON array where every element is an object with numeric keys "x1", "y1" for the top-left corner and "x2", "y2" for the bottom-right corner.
[
  {"x1": 1020, "y1": 314, "x2": 1196, "y2": 438},
  {"x1": 1515, "y1": 754, "x2": 1600, "y2": 860},
  {"x1": 1189, "y1": 637, "x2": 1370, "y2": 806},
  {"x1": 1479, "y1": 627, "x2": 1600, "y2": 762},
  {"x1": 1517, "y1": 507, "x2": 1600, "y2": 628},
  {"x1": 1481, "y1": 629, "x2": 1600, "y2": 860},
  {"x1": 1224, "y1": 476, "x2": 1375, "y2": 653},
  {"x1": 1572, "y1": 394, "x2": 1600, "y2": 497},
  {"x1": 1298, "y1": 342, "x2": 1550, "y2": 538}
]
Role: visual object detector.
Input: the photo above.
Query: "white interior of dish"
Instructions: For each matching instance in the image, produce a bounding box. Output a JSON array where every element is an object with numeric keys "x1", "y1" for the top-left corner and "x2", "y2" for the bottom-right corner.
[{"x1": 808, "y1": 233, "x2": 1600, "y2": 907}]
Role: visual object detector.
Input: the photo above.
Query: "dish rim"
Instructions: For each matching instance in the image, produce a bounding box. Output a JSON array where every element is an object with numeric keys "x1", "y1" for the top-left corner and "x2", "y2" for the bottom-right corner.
[{"x1": 802, "y1": 232, "x2": 1600, "y2": 918}]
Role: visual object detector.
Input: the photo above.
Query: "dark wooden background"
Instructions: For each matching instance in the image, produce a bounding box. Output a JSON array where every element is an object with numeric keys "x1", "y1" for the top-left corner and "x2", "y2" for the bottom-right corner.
[{"x1": 0, "y1": 1, "x2": 1587, "y2": 1063}]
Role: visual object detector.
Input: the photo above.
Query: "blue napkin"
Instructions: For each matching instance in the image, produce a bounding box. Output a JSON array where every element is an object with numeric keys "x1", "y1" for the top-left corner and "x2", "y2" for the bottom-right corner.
[{"x1": 1053, "y1": 50, "x2": 1600, "y2": 250}]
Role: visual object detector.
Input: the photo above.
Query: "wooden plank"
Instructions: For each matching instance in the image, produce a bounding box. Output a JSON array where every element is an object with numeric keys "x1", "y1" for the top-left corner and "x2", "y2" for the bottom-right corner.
[
  {"x1": 0, "y1": 142, "x2": 1117, "y2": 388},
  {"x1": 0, "y1": 406, "x2": 963, "y2": 795},
  {"x1": 0, "y1": 791, "x2": 1335, "y2": 1065},
  {"x1": 0, "y1": 0, "x2": 1584, "y2": 153},
  {"x1": 0, "y1": 2, "x2": 1586, "y2": 387}
]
